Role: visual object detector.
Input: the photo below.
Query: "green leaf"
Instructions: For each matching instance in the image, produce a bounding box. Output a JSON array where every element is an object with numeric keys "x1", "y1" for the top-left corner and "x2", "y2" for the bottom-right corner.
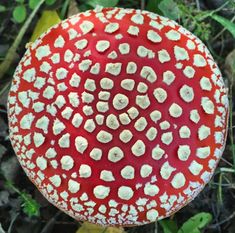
[
  {"x1": 0, "y1": 5, "x2": 7, "y2": 12},
  {"x1": 158, "y1": 0, "x2": 180, "y2": 20},
  {"x1": 178, "y1": 212, "x2": 212, "y2": 233},
  {"x1": 29, "y1": 0, "x2": 40, "y2": 9},
  {"x1": 30, "y1": 10, "x2": 61, "y2": 42},
  {"x1": 210, "y1": 14, "x2": 235, "y2": 38},
  {"x1": 146, "y1": 0, "x2": 163, "y2": 14},
  {"x1": 159, "y1": 219, "x2": 178, "y2": 233},
  {"x1": 87, "y1": 0, "x2": 119, "y2": 8},
  {"x1": 20, "y1": 192, "x2": 40, "y2": 217},
  {"x1": 45, "y1": 0, "x2": 56, "y2": 5},
  {"x1": 13, "y1": 5, "x2": 27, "y2": 23},
  {"x1": 15, "y1": 0, "x2": 25, "y2": 3}
]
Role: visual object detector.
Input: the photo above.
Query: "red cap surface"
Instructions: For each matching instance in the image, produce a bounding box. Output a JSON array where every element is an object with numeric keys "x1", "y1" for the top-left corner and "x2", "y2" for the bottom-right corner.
[{"x1": 8, "y1": 7, "x2": 228, "y2": 226}]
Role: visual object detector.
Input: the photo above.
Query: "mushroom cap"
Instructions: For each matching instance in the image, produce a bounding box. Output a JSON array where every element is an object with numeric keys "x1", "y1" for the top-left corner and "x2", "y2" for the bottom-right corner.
[{"x1": 8, "y1": 7, "x2": 228, "y2": 226}]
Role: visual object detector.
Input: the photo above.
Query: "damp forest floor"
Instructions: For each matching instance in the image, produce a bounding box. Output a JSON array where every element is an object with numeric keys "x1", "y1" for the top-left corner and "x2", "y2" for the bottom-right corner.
[{"x1": 0, "y1": 0, "x2": 235, "y2": 233}]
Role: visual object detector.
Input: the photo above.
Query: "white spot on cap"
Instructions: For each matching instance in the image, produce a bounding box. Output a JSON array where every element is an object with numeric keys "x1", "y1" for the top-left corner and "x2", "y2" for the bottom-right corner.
[
  {"x1": 174, "y1": 46, "x2": 189, "y2": 61},
  {"x1": 68, "y1": 180, "x2": 80, "y2": 193},
  {"x1": 179, "y1": 126, "x2": 191, "y2": 138},
  {"x1": 165, "y1": 30, "x2": 181, "y2": 41},
  {"x1": 134, "y1": 117, "x2": 148, "y2": 131},
  {"x1": 20, "y1": 113, "x2": 35, "y2": 129},
  {"x1": 137, "y1": 82, "x2": 148, "y2": 93},
  {"x1": 127, "y1": 107, "x2": 139, "y2": 119},
  {"x1": 193, "y1": 54, "x2": 207, "y2": 67},
  {"x1": 140, "y1": 164, "x2": 153, "y2": 178},
  {"x1": 200, "y1": 77, "x2": 212, "y2": 91},
  {"x1": 119, "y1": 129, "x2": 133, "y2": 143},
  {"x1": 90, "y1": 63, "x2": 100, "y2": 74},
  {"x1": 180, "y1": 85, "x2": 194, "y2": 102},
  {"x1": 45, "y1": 148, "x2": 57, "y2": 159},
  {"x1": 105, "y1": 23, "x2": 119, "y2": 34},
  {"x1": 49, "y1": 175, "x2": 61, "y2": 187},
  {"x1": 169, "y1": 103, "x2": 183, "y2": 118},
  {"x1": 36, "y1": 156, "x2": 47, "y2": 170},
  {"x1": 79, "y1": 59, "x2": 92, "y2": 72},
  {"x1": 152, "y1": 145, "x2": 165, "y2": 160},
  {"x1": 60, "y1": 155, "x2": 74, "y2": 170},
  {"x1": 53, "y1": 119, "x2": 66, "y2": 135},
  {"x1": 198, "y1": 125, "x2": 211, "y2": 140},
  {"x1": 144, "y1": 183, "x2": 159, "y2": 196},
  {"x1": 98, "y1": 91, "x2": 110, "y2": 101},
  {"x1": 146, "y1": 209, "x2": 158, "y2": 221},
  {"x1": 146, "y1": 127, "x2": 158, "y2": 141},
  {"x1": 43, "y1": 86, "x2": 55, "y2": 99},
  {"x1": 163, "y1": 70, "x2": 175, "y2": 85},
  {"x1": 84, "y1": 79, "x2": 96, "y2": 92},
  {"x1": 106, "y1": 114, "x2": 120, "y2": 130},
  {"x1": 81, "y1": 92, "x2": 94, "y2": 104},
  {"x1": 72, "y1": 113, "x2": 83, "y2": 128},
  {"x1": 127, "y1": 25, "x2": 139, "y2": 36},
  {"x1": 118, "y1": 186, "x2": 134, "y2": 200},
  {"x1": 56, "y1": 67, "x2": 68, "y2": 80},
  {"x1": 113, "y1": 93, "x2": 129, "y2": 110},
  {"x1": 33, "y1": 132, "x2": 45, "y2": 147},
  {"x1": 150, "y1": 110, "x2": 161, "y2": 123},
  {"x1": 147, "y1": 30, "x2": 162, "y2": 43},
  {"x1": 126, "y1": 62, "x2": 137, "y2": 74},
  {"x1": 190, "y1": 109, "x2": 200, "y2": 123},
  {"x1": 153, "y1": 88, "x2": 167, "y2": 103},
  {"x1": 90, "y1": 148, "x2": 102, "y2": 160},
  {"x1": 121, "y1": 79, "x2": 135, "y2": 91},
  {"x1": 61, "y1": 107, "x2": 73, "y2": 120},
  {"x1": 64, "y1": 49, "x2": 74, "y2": 63},
  {"x1": 84, "y1": 119, "x2": 96, "y2": 132},
  {"x1": 80, "y1": 20, "x2": 94, "y2": 34},
  {"x1": 171, "y1": 172, "x2": 186, "y2": 189},
  {"x1": 196, "y1": 146, "x2": 210, "y2": 159},
  {"x1": 186, "y1": 40, "x2": 196, "y2": 50},
  {"x1": 79, "y1": 164, "x2": 91, "y2": 178},
  {"x1": 95, "y1": 114, "x2": 104, "y2": 125},
  {"x1": 105, "y1": 63, "x2": 122, "y2": 76},
  {"x1": 121, "y1": 166, "x2": 135, "y2": 179},
  {"x1": 75, "y1": 39, "x2": 88, "y2": 50},
  {"x1": 189, "y1": 161, "x2": 203, "y2": 175},
  {"x1": 100, "y1": 170, "x2": 115, "y2": 182},
  {"x1": 140, "y1": 66, "x2": 157, "y2": 83},
  {"x1": 131, "y1": 140, "x2": 146, "y2": 157},
  {"x1": 119, "y1": 43, "x2": 130, "y2": 54},
  {"x1": 35, "y1": 45, "x2": 51, "y2": 60},
  {"x1": 100, "y1": 78, "x2": 114, "y2": 89},
  {"x1": 161, "y1": 132, "x2": 173, "y2": 145},
  {"x1": 75, "y1": 136, "x2": 88, "y2": 154},
  {"x1": 201, "y1": 97, "x2": 214, "y2": 114},
  {"x1": 58, "y1": 133, "x2": 70, "y2": 148},
  {"x1": 183, "y1": 66, "x2": 195, "y2": 78},
  {"x1": 69, "y1": 92, "x2": 80, "y2": 107},
  {"x1": 119, "y1": 113, "x2": 131, "y2": 125},
  {"x1": 54, "y1": 36, "x2": 65, "y2": 48},
  {"x1": 158, "y1": 49, "x2": 171, "y2": 63},
  {"x1": 69, "y1": 73, "x2": 81, "y2": 87},
  {"x1": 177, "y1": 145, "x2": 191, "y2": 161},
  {"x1": 94, "y1": 185, "x2": 110, "y2": 199},
  {"x1": 136, "y1": 95, "x2": 150, "y2": 109},
  {"x1": 108, "y1": 147, "x2": 124, "y2": 162},
  {"x1": 96, "y1": 40, "x2": 110, "y2": 52},
  {"x1": 160, "y1": 161, "x2": 176, "y2": 180},
  {"x1": 131, "y1": 14, "x2": 144, "y2": 24},
  {"x1": 96, "y1": 101, "x2": 109, "y2": 113}
]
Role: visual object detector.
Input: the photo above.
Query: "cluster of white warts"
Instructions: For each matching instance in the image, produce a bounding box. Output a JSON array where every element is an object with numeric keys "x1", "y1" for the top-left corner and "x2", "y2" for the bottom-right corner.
[{"x1": 8, "y1": 7, "x2": 228, "y2": 224}]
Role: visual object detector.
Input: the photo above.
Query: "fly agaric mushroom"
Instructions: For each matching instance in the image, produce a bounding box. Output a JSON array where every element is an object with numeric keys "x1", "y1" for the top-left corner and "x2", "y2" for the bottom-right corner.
[{"x1": 8, "y1": 7, "x2": 228, "y2": 226}]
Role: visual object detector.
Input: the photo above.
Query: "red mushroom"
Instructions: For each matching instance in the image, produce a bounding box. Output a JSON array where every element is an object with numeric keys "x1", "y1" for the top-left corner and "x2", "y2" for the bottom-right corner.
[{"x1": 8, "y1": 7, "x2": 228, "y2": 226}]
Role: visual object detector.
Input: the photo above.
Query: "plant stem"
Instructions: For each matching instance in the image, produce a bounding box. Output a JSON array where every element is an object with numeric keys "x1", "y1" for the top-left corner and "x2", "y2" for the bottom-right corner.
[{"x1": 0, "y1": 0, "x2": 45, "y2": 80}]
